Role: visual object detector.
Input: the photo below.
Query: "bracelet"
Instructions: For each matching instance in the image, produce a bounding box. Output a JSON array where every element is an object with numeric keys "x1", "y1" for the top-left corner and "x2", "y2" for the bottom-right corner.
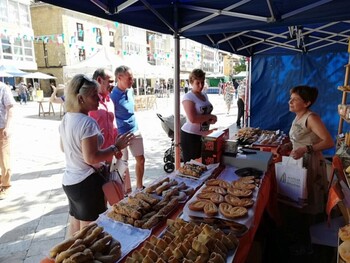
[
  {"x1": 306, "y1": 145, "x2": 313, "y2": 153},
  {"x1": 111, "y1": 145, "x2": 119, "y2": 153}
]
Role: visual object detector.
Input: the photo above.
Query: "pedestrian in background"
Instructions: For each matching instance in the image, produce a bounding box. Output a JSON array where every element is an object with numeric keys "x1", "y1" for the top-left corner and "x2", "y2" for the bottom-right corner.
[
  {"x1": 17, "y1": 80, "x2": 28, "y2": 105},
  {"x1": 224, "y1": 81, "x2": 234, "y2": 115},
  {"x1": 111, "y1": 65, "x2": 145, "y2": 191},
  {"x1": 0, "y1": 82, "x2": 16, "y2": 199},
  {"x1": 59, "y1": 74, "x2": 133, "y2": 236},
  {"x1": 236, "y1": 84, "x2": 245, "y2": 129},
  {"x1": 91, "y1": 68, "x2": 132, "y2": 194}
]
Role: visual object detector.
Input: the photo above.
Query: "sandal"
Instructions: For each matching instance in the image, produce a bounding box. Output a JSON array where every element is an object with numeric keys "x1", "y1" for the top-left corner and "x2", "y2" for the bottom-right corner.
[{"x1": 0, "y1": 186, "x2": 10, "y2": 200}]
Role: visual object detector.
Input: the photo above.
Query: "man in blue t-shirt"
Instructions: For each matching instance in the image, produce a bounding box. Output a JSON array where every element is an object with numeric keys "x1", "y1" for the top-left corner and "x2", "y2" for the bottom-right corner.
[{"x1": 110, "y1": 66, "x2": 145, "y2": 191}]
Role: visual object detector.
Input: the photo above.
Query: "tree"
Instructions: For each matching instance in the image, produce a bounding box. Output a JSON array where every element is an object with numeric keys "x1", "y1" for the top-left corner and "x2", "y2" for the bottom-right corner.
[{"x1": 234, "y1": 57, "x2": 247, "y2": 73}]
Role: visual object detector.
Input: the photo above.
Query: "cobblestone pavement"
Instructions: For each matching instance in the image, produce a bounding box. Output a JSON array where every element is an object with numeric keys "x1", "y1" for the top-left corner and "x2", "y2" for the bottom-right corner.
[{"x1": 0, "y1": 93, "x2": 238, "y2": 262}]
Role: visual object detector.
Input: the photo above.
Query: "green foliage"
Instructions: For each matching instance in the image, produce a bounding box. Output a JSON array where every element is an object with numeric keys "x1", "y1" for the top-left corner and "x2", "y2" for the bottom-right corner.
[{"x1": 234, "y1": 57, "x2": 247, "y2": 73}]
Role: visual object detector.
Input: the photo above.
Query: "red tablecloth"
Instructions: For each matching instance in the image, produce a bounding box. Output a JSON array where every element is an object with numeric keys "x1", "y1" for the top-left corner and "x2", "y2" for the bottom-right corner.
[{"x1": 233, "y1": 163, "x2": 276, "y2": 263}]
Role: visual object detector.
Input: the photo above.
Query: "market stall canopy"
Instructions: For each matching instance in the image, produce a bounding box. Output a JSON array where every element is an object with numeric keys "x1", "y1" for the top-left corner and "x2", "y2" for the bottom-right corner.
[
  {"x1": 0, "y1": 71, "x2": 13, "y2": 77},
  {"x1": 24, "y1": 72, "x2": 57, "y2": 79},
  {"x1": 0, "y1": 65, "x2": 27, "y2": 77},
  {"x1": 39, "y1": 0, "x2": 350, "y2": 56},
  {"x1": 63, "y1": 47, "x2": 122, "y2": 79}
]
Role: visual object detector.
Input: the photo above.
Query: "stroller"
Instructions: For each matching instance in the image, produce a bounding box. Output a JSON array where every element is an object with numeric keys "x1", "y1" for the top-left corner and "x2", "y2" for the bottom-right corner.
[{"x1": 157, "y1": 113, "x2": 187, "y2": 173}]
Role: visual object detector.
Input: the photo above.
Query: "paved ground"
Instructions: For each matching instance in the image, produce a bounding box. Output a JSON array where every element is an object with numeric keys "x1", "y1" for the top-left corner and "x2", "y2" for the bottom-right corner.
[{"x1": 0, "y1": 93, "x2": 239, "y2": 262}]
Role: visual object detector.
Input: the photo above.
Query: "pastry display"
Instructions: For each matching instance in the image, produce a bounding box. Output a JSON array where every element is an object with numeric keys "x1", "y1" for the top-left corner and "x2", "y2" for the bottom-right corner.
[
  {"x1": 108, "y1": 196, "x2": 179, "y2": 229},
  {"x1": 187, "y1": 177, "x2": 258, "y2": 221},
  {"x1": 48, "y1": 223, "x2": 121, "y2": 263},
  {"x1": 178, "y1": 163, "x2": 208, "y2": 178},
  {"x1": 125, "y1": 218, "x2": 238, "y2": 263}
]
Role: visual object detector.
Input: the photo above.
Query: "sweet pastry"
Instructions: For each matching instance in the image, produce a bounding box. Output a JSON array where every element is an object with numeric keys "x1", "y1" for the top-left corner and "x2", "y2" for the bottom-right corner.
[
  {"x1": 232, "y1": 180, "x2": 256, "y2": 190},
  {"x1": 188, "y1": 200, "x2": 208, "y2": 211},
  {"x1": 197, "y1": 192, "x2": 224, "y2": 204},
  {"x1": 239, "y1": 198, "x2": 254, "y2": 207},
  {"x1": 197, "y1": 192, "x2": 213, "y2": 200},
  {"x1": 237, "y1": 178, "x2": 255, "y2": 184},
  {"x1": 227, "y1": 187, "x2": 252, "y2": 197},
  {"x1": 206, "y1": 179, "x2": 221, "y2": 186},
  {"x1": 339, "y1": 224, "x2": 350, "y2": 241},
  {"x1": 178, "y1": 163, "x2": 207, "y2": 178},
  {"x1": 203, "y1": 201, "x2": 218, "y2": 216},
  {"x1": 201, "y1": 186, "x2": 227, "y2": 195},
  {"x1": 219, "y1": 180, "x2": 231, "y2": 189},
  {"x1": 224, "y1": 194, "x2": 242, "y2": 206},
  {"x1": 339, "y1": 240, "x2": 350, "y2": 263},
  {"x1": 219, "y1": 202, "x2": 248, "y2": 219}
]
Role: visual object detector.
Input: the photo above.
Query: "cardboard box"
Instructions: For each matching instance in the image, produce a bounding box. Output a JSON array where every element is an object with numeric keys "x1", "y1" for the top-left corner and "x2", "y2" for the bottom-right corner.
[
  {"x1": 224, "y1": 139, "x2": 238, "y2": 156},
  {"x1": 202, "y1": 130, "x2": 225, "y2": 152},
  {"x1": 202, "y1": 151, "x2": 222, "y2": 165}
]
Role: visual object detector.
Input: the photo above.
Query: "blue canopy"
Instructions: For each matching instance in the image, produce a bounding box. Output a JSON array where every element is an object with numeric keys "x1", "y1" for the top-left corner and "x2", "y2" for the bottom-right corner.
[
  {"x1": 39, "y1": 0, "x2": 350, "y2": 56},
  {"x1": 40, "y1": 0, "x2": 350, "y2": 157}
]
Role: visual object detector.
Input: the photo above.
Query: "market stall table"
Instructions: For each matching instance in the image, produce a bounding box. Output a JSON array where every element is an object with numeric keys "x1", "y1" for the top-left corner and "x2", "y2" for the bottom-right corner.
[{"x1": 119, "y1": 163, "x2": 275, "y2": 263}]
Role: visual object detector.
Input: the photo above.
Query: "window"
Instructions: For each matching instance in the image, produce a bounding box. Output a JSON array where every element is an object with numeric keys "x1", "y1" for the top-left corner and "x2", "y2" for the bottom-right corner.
[
  {"x1": 8, "y1": 1, "x2": 18, "y2": 25},
  {"x1": 96, "y1": 28, "x2": 102, "y2": 45},
  {"x1": 109, "y1": 31, "x2": 114, "y2": 47},
  {"x1": 1, "y1": 38, "x2": 12, "y2": 60},
  {"x1": 19, "y1": 3, "x2": 29, "y2": 27},
  {"x1": 78, "y1": 48, "x2": 86, "y2": 61},
  {"x1": 0, "y1": 0, "x2": 8, "y2": 22},
  {"x1": 77, "y1": 23, "x2": 84, "y2": 41}
]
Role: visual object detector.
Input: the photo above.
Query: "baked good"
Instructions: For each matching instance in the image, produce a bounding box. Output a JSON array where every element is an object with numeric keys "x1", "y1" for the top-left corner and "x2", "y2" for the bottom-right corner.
[
  {"x1": 197, "y1": 192, "x2": 212, "y2": 200},
  {"x1": 339, "y1": 224, "x2": 350, "y2": 241},
  {"x1": 178, "y1": 163, "x2": 207, "y2": 178},
  {"x1": 239, "y1": 198, "x2": 254, "y2": 207},
  {"x1": 219, "y1": 203, "x2": 248, "y2": 219},
  {"x1": 227, "y1": 187, "x2": 252, "y2": 197},
  {"x1": 202, "y1": 186, "x2": 227, "y2": 195},
  {"x1": 203, "y1": 201, "x2": 218, "y2": 216},
  {"x1": 224, "y1": 194, "x2": 242, "y2": 206},
  {"x1": 188, "y1": 200, "x2": 208, "y2": 211},
  {"x1": 232, "y1": 181, "x2": 256, "y2": 190},
  {"x1": 206, "y1": 179, "x2": 221, "y2": 186},
  {"x1": 219, "y1": 180, "x2": 231, "y2": 189},
  {"x1": 339, "y1": 240, "x2": 350, "y2": 263}
]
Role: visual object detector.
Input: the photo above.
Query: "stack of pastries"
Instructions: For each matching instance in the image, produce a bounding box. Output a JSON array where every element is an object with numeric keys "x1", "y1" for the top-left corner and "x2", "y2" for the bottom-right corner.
[{"x1": 125, "y1": 218, "x2": 238, "y2": 263}]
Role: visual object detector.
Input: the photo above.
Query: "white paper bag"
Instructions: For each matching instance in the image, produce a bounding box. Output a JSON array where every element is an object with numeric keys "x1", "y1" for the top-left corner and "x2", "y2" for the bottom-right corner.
[
  {"x1": 282, "y1": 156, "x2": 303, "y2": 168},
  {"x1": 275, "y1": 160, "x2": 308, "y2": 208}
]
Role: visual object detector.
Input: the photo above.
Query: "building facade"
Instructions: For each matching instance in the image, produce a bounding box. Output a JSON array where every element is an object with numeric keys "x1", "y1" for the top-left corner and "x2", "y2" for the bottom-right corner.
[
  {"x1": 0, "y1": 1, "x2": 239, "y2": 97},
  {"x1": 0, "y1": 0, "x2": 37, "y2": 71}
]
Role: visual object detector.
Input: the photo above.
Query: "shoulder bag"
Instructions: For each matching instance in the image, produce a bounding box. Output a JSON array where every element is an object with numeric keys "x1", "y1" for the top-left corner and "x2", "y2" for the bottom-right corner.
[{"x1": 90, "y1": 163, "x2": 125, "y2": 206}]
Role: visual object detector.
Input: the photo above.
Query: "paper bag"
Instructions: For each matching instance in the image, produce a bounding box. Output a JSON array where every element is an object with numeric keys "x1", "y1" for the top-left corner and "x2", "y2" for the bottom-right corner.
[{"x1": 275, "y1": 161, "x2": 308, "y2": 208}]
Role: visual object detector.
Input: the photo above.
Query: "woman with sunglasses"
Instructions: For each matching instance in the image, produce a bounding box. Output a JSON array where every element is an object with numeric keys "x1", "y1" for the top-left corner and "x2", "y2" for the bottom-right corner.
[{"x1": 59, "y1": 74, "x2": 134, "y2": 237}]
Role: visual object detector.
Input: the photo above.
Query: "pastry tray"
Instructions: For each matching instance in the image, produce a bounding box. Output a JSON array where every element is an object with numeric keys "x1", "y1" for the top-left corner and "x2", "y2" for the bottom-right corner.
[
  {"x1": 157, "y1": 223, "x2": 239, "y2": 263},
  {"x1": 175, "y1": 161, "x2": 220, "y2": 181},
  {"x1": 96, "y1": 214, "x2": 151, "y2": 263},
  {"x1": 182, "y1": 166, "x2": 261, "y2": 229}
]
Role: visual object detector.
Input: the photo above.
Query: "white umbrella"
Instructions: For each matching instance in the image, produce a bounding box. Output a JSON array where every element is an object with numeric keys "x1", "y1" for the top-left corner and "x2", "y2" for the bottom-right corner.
[
  {"x1": 24, "y1": 72, "x2": 56, "y2": 79},
  {"x1": 0, "y1": 71, "x2": 13, "y2": 77}
]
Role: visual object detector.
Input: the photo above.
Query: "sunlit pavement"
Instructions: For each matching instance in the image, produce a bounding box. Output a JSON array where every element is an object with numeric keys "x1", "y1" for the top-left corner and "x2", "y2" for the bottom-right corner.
[{"x1": 0, "y1": 93, "x2": 238, "y2": 262}]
